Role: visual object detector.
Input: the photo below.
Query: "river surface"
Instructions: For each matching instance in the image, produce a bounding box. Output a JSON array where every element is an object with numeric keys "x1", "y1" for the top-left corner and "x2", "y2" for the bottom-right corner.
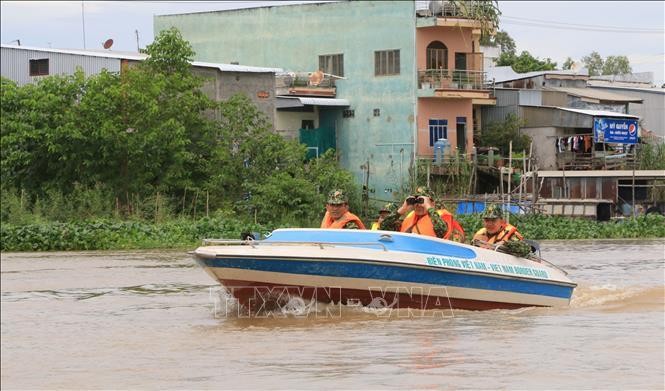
[{"x1": 2, "y1": 240, "x2": 664, "y2": 390}]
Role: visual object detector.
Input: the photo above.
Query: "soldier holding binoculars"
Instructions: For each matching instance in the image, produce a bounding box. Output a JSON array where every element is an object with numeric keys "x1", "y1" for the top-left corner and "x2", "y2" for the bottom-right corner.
[
  {"x1": 378, "y1": 187, "x2": 447, "y2": 238},
  {"x1": 379, "y1": 186, "x2": 465, "y2": 241}
]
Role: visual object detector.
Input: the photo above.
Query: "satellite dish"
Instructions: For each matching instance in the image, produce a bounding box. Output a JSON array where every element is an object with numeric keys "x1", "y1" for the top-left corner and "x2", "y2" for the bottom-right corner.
[{"x1": 103, "y1": 39, "x2": 114, "y2": 49}]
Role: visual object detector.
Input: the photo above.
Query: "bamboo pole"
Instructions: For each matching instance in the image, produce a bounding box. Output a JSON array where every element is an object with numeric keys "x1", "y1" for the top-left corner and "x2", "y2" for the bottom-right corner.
[
  {"x1": 193, "y1": 190, "x2": 199, "y2": 219},
  {"x1": 182, "y1": 188, "x2": 187, "y2": 216},
  {"x1": 519, "y1": 149, "x2": 525, "y2": 208},
  {"x1": 632, "y1": 148, "x2": 636, "y2": 219},
  {"x1": 507, "y1": 141, "x2": 512, "y2": 225}
]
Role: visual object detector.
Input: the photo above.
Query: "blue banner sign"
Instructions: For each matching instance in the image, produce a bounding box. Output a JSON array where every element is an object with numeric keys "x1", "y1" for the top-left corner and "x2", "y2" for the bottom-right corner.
[{"x1": 593, "y1": 118, "x2": 638, "y2": 144}]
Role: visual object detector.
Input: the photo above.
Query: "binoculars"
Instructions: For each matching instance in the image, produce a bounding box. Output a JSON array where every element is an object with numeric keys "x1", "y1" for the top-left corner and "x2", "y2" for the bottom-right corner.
[{"x1": 406, "y1": 196, "x2": 425, "y2": 205}]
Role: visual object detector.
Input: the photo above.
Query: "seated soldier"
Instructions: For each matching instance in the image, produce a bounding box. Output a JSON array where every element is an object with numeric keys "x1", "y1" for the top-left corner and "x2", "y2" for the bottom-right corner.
[
  {"x1": 379, "y1": 186, "x2": 464, "y2": 241},
  {"x1": 320, "y1": 189, "x2": 366, "y2": 229},
  {"x1": 371, "y1": 203, "x2": 395, "y2": 230},
  {"x1": 472, "y1": 204, "x2": 531, "y2": 257}
]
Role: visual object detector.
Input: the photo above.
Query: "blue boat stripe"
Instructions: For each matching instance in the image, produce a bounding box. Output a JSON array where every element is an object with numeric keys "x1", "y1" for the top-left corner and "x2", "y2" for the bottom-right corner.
[{"x1": 200, "y1": 257, "x2": 573, "y2": 299}]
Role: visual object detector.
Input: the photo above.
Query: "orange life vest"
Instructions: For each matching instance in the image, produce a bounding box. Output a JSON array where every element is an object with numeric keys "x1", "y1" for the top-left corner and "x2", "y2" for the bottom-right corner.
[
  {"x1": 402, "y1": 209, "x2": 464, "y2": 240},
  {"x1": 440, "y1": 209, "x2": 466, "y2": 242},
  {"x1": 320, "y1": 211, "x2": 366, "y2": 229},
  {"x1": 475, "y1": 223, "x2": 523, "y2": 244}
]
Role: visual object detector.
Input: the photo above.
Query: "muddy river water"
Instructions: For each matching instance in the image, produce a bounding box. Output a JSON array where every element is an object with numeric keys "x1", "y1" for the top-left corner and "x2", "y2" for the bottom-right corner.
[{"x1": 1, "y1": 239, "x2": 663, "y2": 389}]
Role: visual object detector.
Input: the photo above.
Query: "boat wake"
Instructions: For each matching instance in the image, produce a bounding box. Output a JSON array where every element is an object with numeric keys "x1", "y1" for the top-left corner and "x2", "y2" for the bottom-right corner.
[
  {"x1": 209, "y1": 287, "x2": 456, "y2": 319},
  {"x1": 208, "y1": 283, "x2": 664, "y2": 319},
  {"x1": 569, "y1": 283, "x2": 664, "y2": 311}
]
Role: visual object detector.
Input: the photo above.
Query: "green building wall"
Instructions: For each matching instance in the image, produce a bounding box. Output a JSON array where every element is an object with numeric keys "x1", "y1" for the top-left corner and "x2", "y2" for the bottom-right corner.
[{"x1": 155, "y1": 1, "x2": 418, "y2": 203}]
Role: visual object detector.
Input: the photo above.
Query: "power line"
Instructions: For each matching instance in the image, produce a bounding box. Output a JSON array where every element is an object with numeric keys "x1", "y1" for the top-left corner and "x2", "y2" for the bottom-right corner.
[{"x1": 501, "y1": 16, "x2": 664, "y2": 34}]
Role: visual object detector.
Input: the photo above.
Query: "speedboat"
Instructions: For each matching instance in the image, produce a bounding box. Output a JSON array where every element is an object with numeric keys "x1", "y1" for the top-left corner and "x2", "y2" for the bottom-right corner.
[{"x1": 192, "y1": 228, "x2": 576, "y2": 311}]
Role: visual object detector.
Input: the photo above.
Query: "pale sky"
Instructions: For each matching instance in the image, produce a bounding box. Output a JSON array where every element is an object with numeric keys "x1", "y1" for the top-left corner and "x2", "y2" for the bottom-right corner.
[{"x1": 2, "y1": 1, "x2": 664, "y2": 85}]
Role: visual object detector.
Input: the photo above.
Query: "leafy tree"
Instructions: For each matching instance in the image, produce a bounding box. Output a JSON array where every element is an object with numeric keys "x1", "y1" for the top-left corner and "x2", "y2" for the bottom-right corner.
[
  {"x1": 478, "y1": 113, "x2": 531, "y2": 156},
  {"x1": 582, "y1": 52, "x2": 632, "y2": 76},
  {"x1": 602, "y1": 55, "x2": 632, "y2": 75},
  {"x1": 582, "y1": 51, "x2": 604, "y2": 76},
  {"x1": 142, "y1": 27, "x2": 195, "y2": 75},
  {"x1": 451, "y1": 0, "x2": 501, "y2": 36},
  {"x1": 480, "y1": 30, "x2": 515, "y2": 55},
  {"x1": 497, "y1": 50, "x2": 557, "y2": 73},
  {"x1": 1, "y1": 28, "x2": 219, "y2": 209},
  {"x1": 562, "y1": 57, "x2": 575, "y2": 70},
  {"x1": 1, "y1": 28, "x2": 361, "y2": 227}
]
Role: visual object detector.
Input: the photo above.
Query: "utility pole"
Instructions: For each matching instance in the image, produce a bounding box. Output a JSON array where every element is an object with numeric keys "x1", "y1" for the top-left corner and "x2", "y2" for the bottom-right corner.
[
  {"x1": 81, "y1": 1, "x2": 86, "y2": 49},
  {"x1": 135, "y1": 30, "x2": 140, "y2": 52}
]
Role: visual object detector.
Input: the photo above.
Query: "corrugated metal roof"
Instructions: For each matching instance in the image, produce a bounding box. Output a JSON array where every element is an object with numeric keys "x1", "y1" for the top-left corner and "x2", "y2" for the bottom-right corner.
[
  {"x1": 531, "y1": 170, "x2": 665, "y2": 178},
  {"x1": 544, "y1": 86, "x2": 643, "y2": 103},
  {"x1": 556, "y1": 107, "x2": 639, "y2": 118},
  {"x1": 587, "y1": 84, "x2": 665, "y2": 95},
  {"x1": 191, "y1": 60, "x2": 281, "y2": 73},
  {"x1": 487, "y1": 66, "x2": 588, "y2": 84},
  {"x1": 1, "y1": 44, "x2": 282, "y2": 73},
  {"x1": 276, "y1": 96, "x2": 349, "y2": 107},
  {"x1": 1, "y1": 44, "x2": 146, "y2": 60}
]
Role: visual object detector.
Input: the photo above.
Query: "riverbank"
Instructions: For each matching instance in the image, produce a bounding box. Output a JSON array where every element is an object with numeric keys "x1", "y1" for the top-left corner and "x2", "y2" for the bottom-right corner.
[{"x1": 1, "y1": 214, "x2": 663, "y2": 252}]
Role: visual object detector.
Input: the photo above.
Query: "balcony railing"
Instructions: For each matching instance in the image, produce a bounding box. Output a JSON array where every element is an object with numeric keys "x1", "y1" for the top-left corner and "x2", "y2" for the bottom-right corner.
[
  {"x1": 417, "y1": 1, "x2": 496, "y2": 19},
  {"x1": 275, "y1": 71, "x2": 337, "y2": 97},
  {"x1": 418, "y1": 69, "x2": 488, "y2": 90}
]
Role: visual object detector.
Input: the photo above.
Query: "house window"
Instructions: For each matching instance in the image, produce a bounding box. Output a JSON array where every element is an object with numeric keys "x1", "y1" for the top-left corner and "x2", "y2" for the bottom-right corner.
[
  {"x1": 29, "y1": 58, "x2": 49, "y2": 76},
  {"x1": 319, "y1": 54, "x2": 344, "y2": 77},
  {"x1": 455, "y1": 52, "x2": 467, "y2": 71},
  {"x1": 426, "y1": 41, "x2": 448, "y2": 70},
  {"x1": 374, "y1": 49, "x2": 400, "y2": 76},
  {"x1": 456, "y1": 117, "x2": 467, "y2": 152},
  {"x1": 429, "y1": 119, "x2": 448, "y2": 146},
  {"x1": 301, "y1": 120, "x2": 314, "y2": 129}
]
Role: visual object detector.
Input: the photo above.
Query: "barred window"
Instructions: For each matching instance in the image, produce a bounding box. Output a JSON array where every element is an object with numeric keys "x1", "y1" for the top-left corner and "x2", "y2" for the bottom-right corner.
[
  {"x1": 375, "y1": 49, "x2": 400, "y2": 76},
  {"x1": 29, "y1": 58, "x2": 49, "y2": 76},
  {"x1": 319, "y1": 54, "x2": 344, "y2": 77}
]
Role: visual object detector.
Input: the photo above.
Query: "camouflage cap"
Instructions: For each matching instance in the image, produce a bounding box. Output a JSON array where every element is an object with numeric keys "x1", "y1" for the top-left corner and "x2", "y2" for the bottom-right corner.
[
  {"x1": 327, "y1": 189, "x2": 348, "y2": 205},
  {"x1": 380, "y1": 203, "x2": 397, "y2": 213},
  {"x1": 413, "y1": 186, "x2": 434, "y2": 199},
  {"x1": 482, "y1": 203, "x2": 504, "y2": 219}
]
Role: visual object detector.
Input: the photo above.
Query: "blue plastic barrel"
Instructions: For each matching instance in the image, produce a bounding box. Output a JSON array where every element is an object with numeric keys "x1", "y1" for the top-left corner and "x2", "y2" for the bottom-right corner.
[{"x1": 433, "y1": 138, "x2": 450, "y2": 165}]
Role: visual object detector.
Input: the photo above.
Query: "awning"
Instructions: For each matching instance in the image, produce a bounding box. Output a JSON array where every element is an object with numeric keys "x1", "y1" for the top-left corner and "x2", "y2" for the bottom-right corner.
[
  {"x1": 556, "y1": 107, "x2": 639, "y2": 119},
  {"x1": 544, "y1": 86, "x2": 643, "y2": 103},
  {"x1": 276, "y1": 96, "x2": 350, "y2": 108}
]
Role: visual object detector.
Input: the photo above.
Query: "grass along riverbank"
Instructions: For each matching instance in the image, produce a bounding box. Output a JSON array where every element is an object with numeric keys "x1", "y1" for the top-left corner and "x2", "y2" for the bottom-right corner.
[{"x1": 1, "y1": 214, "x2": 663, "y2": 252}]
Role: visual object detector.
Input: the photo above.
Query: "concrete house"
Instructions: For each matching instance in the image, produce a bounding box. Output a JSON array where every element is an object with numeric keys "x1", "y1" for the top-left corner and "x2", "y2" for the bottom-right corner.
[
  {"x1": 587, "y1": 77, "x2": 665, "y2": 141},
  {"x1": 155, "y1": 1, "x2": 495, "y2": 201},
  {"x1": 483, "y1": 67, "x2": 644, "y2": 171},
  {"x1": 0, "y1": 44, "x2": 282, "y2": 124},
  {"x1": 481, "y1": 66, "x2": 664, "y2": 218}
]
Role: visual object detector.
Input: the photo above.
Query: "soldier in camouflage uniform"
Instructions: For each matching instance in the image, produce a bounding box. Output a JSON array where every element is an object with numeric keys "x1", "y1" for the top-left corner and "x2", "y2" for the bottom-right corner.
[
  {"x1": 379, "y1": 186, "x2": 449, "y2": 238},
  {"x1": 320, "y1": 190, "x2": 366, "y2": 230},
  {"x1": 472, "y1": 204, "x2": 531, "y2": 257},
  {"x1": 371, "y1": 203, "x2": 397, "y2": 230}
]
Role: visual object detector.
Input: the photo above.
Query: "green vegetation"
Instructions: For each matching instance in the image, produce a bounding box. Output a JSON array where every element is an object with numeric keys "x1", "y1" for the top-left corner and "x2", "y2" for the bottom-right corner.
[
  {"x1": 1, "y1": 28, "x2": 661, "y2": 253},
  {"x1": 0, "y1": 216, "x2": 269, "y2": 252},
  {"x1": 456, "y1": 213, "x2": 665, "y2": 241},
  {"x1": 451, "y1": 0, "x2": 501, "y2": 37},
  {"x1": 1, "y1": 28, "x2": 359, "y2": 240},
  {"x1": 477, "y1": 113, "x2": 531, "y2": 156},
  {"x1": 480, "y1": 30, "x2": 516, "y2": 55},
  {"x1": 581, "y1": 51, "x2": 632, "y2": 76},
  {"x1": 496, "y1": 51, "x2": 557, "y2": 73},
  {"x1": 2, "y1": 211, "x2": 662, "y2": 252}
]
